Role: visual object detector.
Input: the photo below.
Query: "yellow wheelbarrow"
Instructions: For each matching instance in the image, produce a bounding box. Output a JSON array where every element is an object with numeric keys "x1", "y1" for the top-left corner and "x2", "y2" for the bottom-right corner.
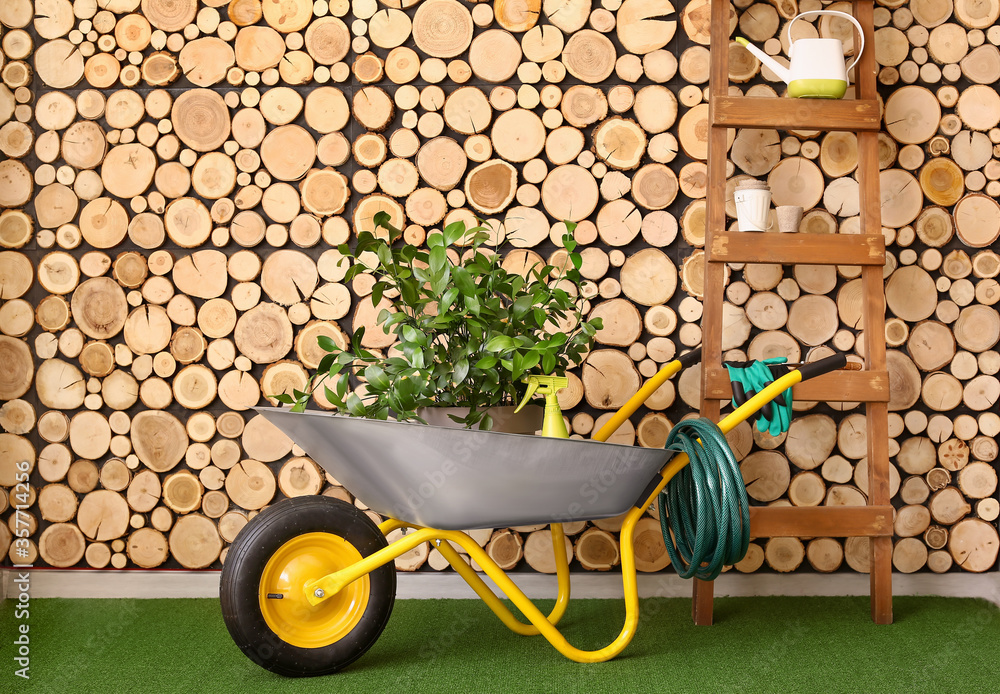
[{"x1": 219, "y1": 351, "x2": 847, "y2": 676}]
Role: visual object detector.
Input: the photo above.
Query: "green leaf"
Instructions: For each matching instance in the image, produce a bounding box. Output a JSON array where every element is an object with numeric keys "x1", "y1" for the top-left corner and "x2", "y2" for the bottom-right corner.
[
  {"x1": 410, "y1": 347, "x2": 426, "y2": 369},
  {"x1": 512, "y1": 294, "x2": 534, "y2": 319},
  {"x1": 467, "y1": 319, "x2": 483, "y2": 340},
  {"x1": 465, "y1": 293, "x2": 480, "y2": 315},
  {"x1": 371, "y1": 282, "x2": 384, "y2": 308},
  {"x1": 317, "y1": 353, "x2": 336, "y2": 373},
  {"x1": 401, "y1": 325, "x2": 424, "y2": 345},
  {"x1": 511, "y1": 352, "x2": 525, "y2": 381},
  {"x1": 542, "y1": 352, "x2": 557, "y2": 374},
  {"x1": 345, "y1": 392, "x2": 366, "y2": 416},
  {"x1": 452, "y1": 266, "x2": 476, "y2": 294},
  {"x1": 485, "y1": 335, "x2": 516, "y2": 352},
  {"x1": 350, "y1": 326, "x2": 366, "y2": 351},
  {"x1": 381, "y1": 311, "x2": 407, "y2": 331},
  {"x1": 413, "y1": 266, "x2": 433, "y2": 285},
  {"x1": 376, "y1": 244, "x2": 393, "y2": 268},
  {"x1": 429, "y1": 244, "x2": 447, "y2": 274},
  {"x1": 400, "y1": 279, "x2": 420, "y2": 305},
  {"x1": 317, "y1": 335, "x2": 340, "y2": 352},
  {"x1": 440, "y1": 286, "x2": 459, "y2": 310},
  {"x1": 443, "y1": 220, "x2": 466, "y2": 246},
  {"x1": 475, "y1": 355, "x2": 498, "y2": 369},
  {"x1": 364, "y1": 365, "x2": 390, "y2": 390},
  {"x1": 430, "y1": 271, "x2": 451, "y2": 297},
  {"x1": 453, "y1": 358, "x2": 469, "y2": 385},
  {"x1": 401, "y1": 245, "x2": 420, "y2": 263},
  {"x1": 562, "y1": 223, "x2": 578, "y2": 252},
  {"x1": 533, "y1": 307, "x2": 546, "y2": 327},
  {"x1": 324, "y1": 385, "x2": 346, "y2": 409},
  {"x1": 522, "y1": 351, "x2": 540, "y2": 371},
  {"x1": 272, "y1": 393, "x2": 294, "y2": 404}
]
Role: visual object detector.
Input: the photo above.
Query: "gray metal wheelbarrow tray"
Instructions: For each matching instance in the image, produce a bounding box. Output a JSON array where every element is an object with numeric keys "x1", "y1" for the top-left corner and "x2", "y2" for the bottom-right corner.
[{"x1": 258, "y1": 408, "x2": 671, "y2": 530}]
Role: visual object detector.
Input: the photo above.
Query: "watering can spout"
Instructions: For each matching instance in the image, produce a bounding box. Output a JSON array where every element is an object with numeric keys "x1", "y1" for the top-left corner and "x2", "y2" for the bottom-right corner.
[{"x1": 736, "y1": 37, "x2": 791, "y2": 84}]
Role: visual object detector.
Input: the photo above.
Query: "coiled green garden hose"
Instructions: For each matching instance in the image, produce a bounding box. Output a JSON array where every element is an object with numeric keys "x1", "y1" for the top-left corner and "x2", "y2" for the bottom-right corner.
[{"x1": 657, "y1": 418, "x2": 750, "y2": 581}]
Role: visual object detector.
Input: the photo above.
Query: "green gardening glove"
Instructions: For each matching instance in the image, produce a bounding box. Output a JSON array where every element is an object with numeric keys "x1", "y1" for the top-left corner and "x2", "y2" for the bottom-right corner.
[
  {"x1": 746, "y1": 358, "x2": 792, "y2": 436},
  {"x1": 724, "y1": 362, "x2": 766, "y2": 421}
]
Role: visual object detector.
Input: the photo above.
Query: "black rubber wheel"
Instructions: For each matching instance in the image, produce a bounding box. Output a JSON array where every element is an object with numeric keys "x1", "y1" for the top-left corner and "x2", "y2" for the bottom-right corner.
[{"x1": 220, "y1": 496, "x2": 396, "y2": 677}]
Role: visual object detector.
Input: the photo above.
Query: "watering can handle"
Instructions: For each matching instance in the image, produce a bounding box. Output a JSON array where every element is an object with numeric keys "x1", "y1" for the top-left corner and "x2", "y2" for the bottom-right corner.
[{"x1": 787, "y1": 10, "x2": 866, "y2": 74}]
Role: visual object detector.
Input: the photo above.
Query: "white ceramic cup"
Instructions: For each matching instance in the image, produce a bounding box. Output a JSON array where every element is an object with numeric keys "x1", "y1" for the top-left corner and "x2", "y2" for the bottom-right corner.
[{"x1": 734, "y1": 188, "x2": 772, "y2": 231}]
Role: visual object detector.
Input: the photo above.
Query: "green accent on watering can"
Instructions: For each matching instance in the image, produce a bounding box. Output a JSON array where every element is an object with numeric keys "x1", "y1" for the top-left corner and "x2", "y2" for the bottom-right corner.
[{"x1": 788, "y1": 78, "x2": 847, "y2": 99}]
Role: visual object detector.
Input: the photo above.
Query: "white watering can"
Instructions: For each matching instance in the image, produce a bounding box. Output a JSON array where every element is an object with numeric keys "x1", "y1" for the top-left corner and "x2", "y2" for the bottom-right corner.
[{"x1": 736, "y1": 10, "x2": 865, "y2": 99}]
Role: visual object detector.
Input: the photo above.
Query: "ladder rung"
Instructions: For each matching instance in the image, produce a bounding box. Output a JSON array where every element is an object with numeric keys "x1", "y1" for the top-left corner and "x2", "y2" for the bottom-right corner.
[
  {"x1": 704, "y1": 367, "x2": 890, "y2": 403},
  {"x1": 711, "y1": 97, "x2": 882, "y2": 131},
  {"x1": 750, "y1": 505, "x2": 894, "y2": 538},
  {"x1": 708, "y1": 232, "x2": 885, "y2": 266}
]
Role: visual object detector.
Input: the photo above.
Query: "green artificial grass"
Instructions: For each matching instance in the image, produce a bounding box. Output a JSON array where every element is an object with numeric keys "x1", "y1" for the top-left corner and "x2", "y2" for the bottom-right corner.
[{"x1": 2, "y1": 595, "x2": 998, "y2": 693}]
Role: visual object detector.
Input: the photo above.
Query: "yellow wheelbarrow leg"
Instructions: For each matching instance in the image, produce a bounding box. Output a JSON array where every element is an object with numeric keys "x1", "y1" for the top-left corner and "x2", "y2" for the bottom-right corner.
[
  {"x1": 438, "y1": 513, "x2": 647, "y2": 662},
  {"x1": 345, "y1": 518, "x2": 573, "y2": 635},
  {"x1": 433, "y1": 523, "x2": 572, "y2": 635},
  {"x1": 547, "y1": 523, "x2": 572, "y2": 626}
]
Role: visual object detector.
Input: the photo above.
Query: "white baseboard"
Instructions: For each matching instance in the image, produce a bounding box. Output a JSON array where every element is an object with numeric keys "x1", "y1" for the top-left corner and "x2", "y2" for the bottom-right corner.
[{"x1": 4, "y1": 568, "x2": 998, "y2": 607}]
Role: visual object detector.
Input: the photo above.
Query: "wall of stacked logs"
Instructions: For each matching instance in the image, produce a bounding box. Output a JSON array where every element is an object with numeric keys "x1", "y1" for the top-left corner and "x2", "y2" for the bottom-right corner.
[{"x1": 0, "y1": 0, "x2": 997, "y2": 576}]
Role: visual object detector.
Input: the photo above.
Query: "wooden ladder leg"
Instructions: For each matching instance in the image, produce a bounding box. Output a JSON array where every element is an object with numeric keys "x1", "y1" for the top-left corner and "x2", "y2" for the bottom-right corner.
[
  {"x1": 694, "y1": 0, "x2": 734, "y2": 629},
  {"x1": 867, "y1": 397, "x2": 893, "y2": 624},
  {"x1": 693, "y1": 579, "x2": 715, "y2": 625},
  {"x1": 854, "y1": 0, "x2": 893, "y2": 625},
  {"x1": 871, "y1": 536, "x2": 893, "y2": 623},
  {"x1": 692, "y1": 393, "x2": 723, "y2": 625}
]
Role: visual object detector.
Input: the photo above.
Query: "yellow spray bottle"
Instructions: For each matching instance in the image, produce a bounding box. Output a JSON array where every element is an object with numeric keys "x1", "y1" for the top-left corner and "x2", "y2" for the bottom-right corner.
[{"x1": 515, "y1": 375, "x2": 569, "y2": 439}]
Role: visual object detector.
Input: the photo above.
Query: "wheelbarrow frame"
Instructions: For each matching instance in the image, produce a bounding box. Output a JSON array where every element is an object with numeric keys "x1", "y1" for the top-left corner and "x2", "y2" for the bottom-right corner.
[{"x1": 293, "y1": 353, "x2": 846, "y2": 663}]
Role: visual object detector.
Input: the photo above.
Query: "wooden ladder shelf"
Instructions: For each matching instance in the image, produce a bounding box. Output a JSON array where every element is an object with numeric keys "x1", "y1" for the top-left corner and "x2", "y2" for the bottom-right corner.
[{"x1": 698, "y1": 0, "x2": 892, "y2": 625}]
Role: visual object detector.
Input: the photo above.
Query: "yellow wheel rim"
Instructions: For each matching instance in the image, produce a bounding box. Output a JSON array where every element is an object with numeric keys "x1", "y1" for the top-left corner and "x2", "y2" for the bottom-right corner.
[{"x1": 259, "y1": 532, "x2": 370, "y2": 649}]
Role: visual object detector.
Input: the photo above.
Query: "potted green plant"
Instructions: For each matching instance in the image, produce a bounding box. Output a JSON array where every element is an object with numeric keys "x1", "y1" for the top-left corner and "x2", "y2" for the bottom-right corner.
[{"x1": 280, "y1": 211, "x2": 602, "y2": 430}]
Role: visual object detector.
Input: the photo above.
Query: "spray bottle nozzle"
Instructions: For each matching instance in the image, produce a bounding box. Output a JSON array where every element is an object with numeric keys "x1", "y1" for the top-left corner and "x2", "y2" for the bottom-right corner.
[
  {"x1": 516, "y1": 375, "x2": 570, "y2": 439},
  {"x1": 515, "y1": 375, "x2": 568, "y2": 412}
]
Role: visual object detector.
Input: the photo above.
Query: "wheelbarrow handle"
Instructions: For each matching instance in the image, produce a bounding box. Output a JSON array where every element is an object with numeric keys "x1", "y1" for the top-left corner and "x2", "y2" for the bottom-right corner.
[
  {"x1": 676, "y1": 346, "x2": 702, "y2": 368},
  {"x1": 730, "y1": 378, "x2": 776, "y2": 424},
  {"x1": 717, "y1": 353, "x2": 849, "y2": 437},
  {"x1": 593, "y1": 346, "x2": 702, "y2": 443},
  {"x1": 797, "y1": 353, "x2": 848, "y2": 381}
]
